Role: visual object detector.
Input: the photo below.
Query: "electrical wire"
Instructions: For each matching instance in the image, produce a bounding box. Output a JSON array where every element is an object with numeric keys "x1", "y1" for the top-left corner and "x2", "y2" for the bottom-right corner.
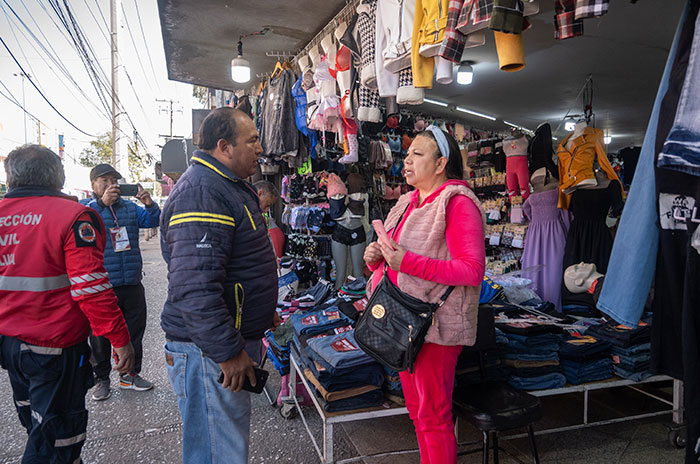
[
  {"x1": 5, "y1": 0, "x2": 111, "y2": 120},
  {"x1": 0, "y1": 35, "x2": 97, "y2": 137},
  {"x1": 132, "y1": 0, "x2": 161, "y2": 93},
  {"x1": 81, "y1": 0, "x2": 110, "y2": 44},
  {"x1": 120, "y1": 2, "x2": 156, "y2": 95}
]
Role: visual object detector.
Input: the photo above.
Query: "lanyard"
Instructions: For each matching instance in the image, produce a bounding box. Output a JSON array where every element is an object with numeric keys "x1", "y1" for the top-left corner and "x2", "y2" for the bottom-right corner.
[{"x1": 108, "y1": 205, "x2": 119, "y2": 227}]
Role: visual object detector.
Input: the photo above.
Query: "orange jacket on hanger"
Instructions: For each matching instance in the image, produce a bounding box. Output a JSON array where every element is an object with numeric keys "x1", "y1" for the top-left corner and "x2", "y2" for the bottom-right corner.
[{"x1": 556, "y1": 126, "x2": 624, "y2": 209}]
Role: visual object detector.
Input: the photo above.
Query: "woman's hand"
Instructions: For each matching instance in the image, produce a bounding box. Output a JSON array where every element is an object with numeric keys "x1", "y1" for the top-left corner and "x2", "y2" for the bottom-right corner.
[
  {"x1": 363, "y1": 242, "x2": 383, "y2": 266},
  {"x1": 379, "y1": 239, "x2": 407, "y2": 271}
]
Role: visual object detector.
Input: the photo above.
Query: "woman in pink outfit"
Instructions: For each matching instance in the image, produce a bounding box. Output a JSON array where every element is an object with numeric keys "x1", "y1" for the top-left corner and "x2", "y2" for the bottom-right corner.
[{"x1": 364, "y1": 127, "x2": 485, "y2": 464}]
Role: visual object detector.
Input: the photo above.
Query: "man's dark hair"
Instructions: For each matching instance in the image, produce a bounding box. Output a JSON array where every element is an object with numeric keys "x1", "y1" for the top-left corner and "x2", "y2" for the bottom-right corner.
[
  {"x1": 4, "y1": 144, "x2": 65, "y2": 190},
  {"x1": 254, "y1": 180, "x2": 279, "y2": 198},
  {"x1": 418, "y1": 129, "x2": 464, "y2": 180},
  {"x1": 198, "y1": 107, "x2": 246, "y2": 150}
]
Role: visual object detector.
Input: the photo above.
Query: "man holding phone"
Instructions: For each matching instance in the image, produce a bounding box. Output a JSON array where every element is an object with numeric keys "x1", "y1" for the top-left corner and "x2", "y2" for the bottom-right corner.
[
  {"x1": 82, "y1": 164, "x2": 160, "y2": 400},
  {"x1": 160, "y1": 108, "x2": 278, "y2": 464}
]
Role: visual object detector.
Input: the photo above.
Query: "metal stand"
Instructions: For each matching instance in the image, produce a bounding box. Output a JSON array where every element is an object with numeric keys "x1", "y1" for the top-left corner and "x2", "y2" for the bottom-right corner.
[{"x1": 285, "y1": 349, "x2": 684, "y2": 463}]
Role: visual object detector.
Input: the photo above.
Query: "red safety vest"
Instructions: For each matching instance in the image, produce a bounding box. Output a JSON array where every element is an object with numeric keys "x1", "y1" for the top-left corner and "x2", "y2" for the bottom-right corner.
[{"x1": 0, "y1": 192, "x2": 129, "y2": 348}]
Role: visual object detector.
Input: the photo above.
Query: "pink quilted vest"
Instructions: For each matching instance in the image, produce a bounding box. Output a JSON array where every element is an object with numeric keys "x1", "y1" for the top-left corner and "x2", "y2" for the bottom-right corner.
[{"x1": 369, "y1": 182, "x2": 485, "y2": 346}]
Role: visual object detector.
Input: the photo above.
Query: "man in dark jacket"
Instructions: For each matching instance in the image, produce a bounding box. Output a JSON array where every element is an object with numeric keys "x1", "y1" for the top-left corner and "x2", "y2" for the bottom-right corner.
[
  {"x1": 82, "y1": 164, "x2": 160, "y2": 400},
  {"x1": 160, "y1": 108, "x2": 278, "y2": 464}
]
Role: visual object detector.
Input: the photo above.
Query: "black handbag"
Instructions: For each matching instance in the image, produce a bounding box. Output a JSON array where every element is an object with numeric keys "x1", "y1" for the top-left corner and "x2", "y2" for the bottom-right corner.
[
  {"x1": 355, "y1": 273, "x2": 454, "y2": 372},
  {"x1": 354, "y1": 205, "x2": 454, "y2": 373}
]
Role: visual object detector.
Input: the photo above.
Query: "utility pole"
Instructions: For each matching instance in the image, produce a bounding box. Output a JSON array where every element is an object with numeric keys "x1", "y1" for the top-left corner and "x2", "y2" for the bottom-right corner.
[
  {"x1": 110, "y1": 0, "x2": 122, "y2": 171},
  {"x1": 156, "y1": 99, "x2": 182, "y2": 141},
  {"x1": 12, "y1": 72, "x2": 29, "y2": 143}
]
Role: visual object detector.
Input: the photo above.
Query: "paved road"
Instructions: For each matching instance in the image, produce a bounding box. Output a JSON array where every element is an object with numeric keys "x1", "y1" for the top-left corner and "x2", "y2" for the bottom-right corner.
[{"x1": 0, "y1": 237, "x2": 356, "y2": 464}]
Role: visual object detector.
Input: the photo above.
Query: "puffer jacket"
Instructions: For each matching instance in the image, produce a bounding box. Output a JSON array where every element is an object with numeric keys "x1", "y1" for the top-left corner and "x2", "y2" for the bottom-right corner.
[
  {"x1": 160, "y1": 151, "x2": 277, "y2": 363},
  {"x1": 82, "y1": 196, "x2": 160, "y2": 287}
]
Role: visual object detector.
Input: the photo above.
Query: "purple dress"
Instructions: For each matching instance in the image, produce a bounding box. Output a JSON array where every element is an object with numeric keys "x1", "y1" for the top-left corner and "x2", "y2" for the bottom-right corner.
[{"x1": 521, "y1": 188, "x2": 571, "y2": 310}]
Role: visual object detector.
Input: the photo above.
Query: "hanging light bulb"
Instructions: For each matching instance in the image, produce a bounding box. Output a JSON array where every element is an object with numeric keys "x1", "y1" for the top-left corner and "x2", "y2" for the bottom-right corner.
[
  {"x1": 604, "y1": 135, "x2": 612, "y2": 144},
  {"x1": 231, "y1": 40, "x2": 251, "y2": 83},
  {"x1": 457, "y1": 62, "x2": 473, "y2": 85},
  {"x1": 565, "y1": 120, "x2": 576, "y2": 131}
]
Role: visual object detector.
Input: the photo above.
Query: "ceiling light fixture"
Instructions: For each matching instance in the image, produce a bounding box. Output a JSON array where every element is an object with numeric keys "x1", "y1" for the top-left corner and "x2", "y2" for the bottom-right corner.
[
  {"x1": 604, "y1": 135, "x2": 612, "y2": 144},
  {"x1": 504, "y1": 121, "x2": 520, "y2": 128},
  {"x1": 424, "y1": 98, "x2": 448, "y2": 107},
  {"x1": 456, "y1": 62, "x2": 473, "y2": 85},
  {"x1": 231, "y1": 40, "x2": 251, "y2": 83},
  {"x1": 455, "y1": 106, "x2": 496, "y2": 121}
]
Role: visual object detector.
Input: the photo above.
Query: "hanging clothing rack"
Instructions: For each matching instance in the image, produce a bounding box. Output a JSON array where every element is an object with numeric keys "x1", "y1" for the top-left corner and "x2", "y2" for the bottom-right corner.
[{"x1": 292, "y1": 0, "x2": 361, "y2": 68}]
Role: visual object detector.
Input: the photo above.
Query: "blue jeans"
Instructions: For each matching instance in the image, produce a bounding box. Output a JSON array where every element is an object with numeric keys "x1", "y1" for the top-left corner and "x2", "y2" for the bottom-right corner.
[
  {"x1": 659, "y1": 10, "x2": 700, "y2": 175},
  {"x1": 508, "y1": 372, "x2": 566, "y2": 391},
  {"x1": 597, "y1": 4, "x2": 688, "y2": 327},
  {"x1": 164, "y1": 339, "x2": 262, "y2": 464},
  {"x1": 306, "y1": 331, "x2": 374, "y2": 370}
]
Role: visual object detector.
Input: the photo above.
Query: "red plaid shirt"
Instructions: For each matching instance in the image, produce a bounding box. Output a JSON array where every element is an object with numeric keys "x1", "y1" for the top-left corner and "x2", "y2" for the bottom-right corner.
[{"x1": 439, "y1": 0, "x2": 468, "y2": 63}]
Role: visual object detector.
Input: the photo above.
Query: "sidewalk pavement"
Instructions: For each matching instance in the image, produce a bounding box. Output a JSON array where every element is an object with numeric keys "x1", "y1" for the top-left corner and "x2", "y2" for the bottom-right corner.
[{"x1": 0, "y1": 239, "x2": 686, "y2": 463}]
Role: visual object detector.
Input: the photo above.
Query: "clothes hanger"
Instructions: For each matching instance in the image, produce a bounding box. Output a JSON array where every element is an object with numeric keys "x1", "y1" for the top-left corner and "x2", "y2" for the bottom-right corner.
[{"x1": 271, "y1": 60, "x2": 285, "y2": 79}]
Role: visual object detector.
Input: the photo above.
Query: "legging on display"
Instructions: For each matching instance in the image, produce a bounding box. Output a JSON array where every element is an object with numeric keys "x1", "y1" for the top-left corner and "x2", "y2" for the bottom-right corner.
[{"x1": 506, "y1": 155, "x2": 530, "y2": 200}]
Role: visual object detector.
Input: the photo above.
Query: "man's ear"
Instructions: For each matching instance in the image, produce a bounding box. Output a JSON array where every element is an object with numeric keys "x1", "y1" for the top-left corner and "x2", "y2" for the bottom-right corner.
[{"x1": 575, "y1": 277, "x2": 584, "y2": 287}]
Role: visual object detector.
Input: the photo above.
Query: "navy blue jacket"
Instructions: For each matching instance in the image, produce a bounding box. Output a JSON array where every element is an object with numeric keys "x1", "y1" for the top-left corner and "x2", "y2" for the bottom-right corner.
[
  {"x1": 81, "y1": 196, "x2": 160, "y2": 287},
  {"x1": 160, "y1": 151, "x2": 277, "y2": 363}
]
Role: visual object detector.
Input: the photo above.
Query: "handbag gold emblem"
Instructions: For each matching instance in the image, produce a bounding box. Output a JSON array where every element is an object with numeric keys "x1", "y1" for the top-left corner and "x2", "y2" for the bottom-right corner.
[{"x1": 371, "y1": 304, "x2": 386, "y2": 319}]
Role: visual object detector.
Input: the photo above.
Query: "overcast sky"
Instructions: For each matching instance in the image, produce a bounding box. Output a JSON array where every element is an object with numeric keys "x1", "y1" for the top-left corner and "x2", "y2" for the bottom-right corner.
[{"x1": 0, "y1": 0, "x2": 201, "y2": 189}]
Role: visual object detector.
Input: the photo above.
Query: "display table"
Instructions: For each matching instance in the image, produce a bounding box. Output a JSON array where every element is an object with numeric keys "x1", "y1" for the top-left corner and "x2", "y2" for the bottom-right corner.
[{"x1": 285, "y1": 349, "x2": 683, "y2": 464}]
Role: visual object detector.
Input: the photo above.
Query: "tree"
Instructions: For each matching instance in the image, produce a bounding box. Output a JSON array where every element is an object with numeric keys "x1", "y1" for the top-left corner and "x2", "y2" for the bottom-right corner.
[
  {"x1": 193, "y1": 85, "x2": 208, "y2": 106},
  {"x1": 79, "y1": 132, "x2": 148, "y2": 181}
]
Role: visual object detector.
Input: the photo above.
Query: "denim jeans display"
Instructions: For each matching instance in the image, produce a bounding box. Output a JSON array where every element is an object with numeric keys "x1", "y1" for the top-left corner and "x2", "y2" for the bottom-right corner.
[
  {"x1": 596, "y1": 3, "x2": 687, "y2": 327},
  {"x1": 508, "y1": 372, "x2": 566, "y2": 390},
  {"x1": 307, "y1": 331, "x2": 375, "y2": 371},
  {"x1": 586, "y1": 321, "x2": 651, "y2": 348},
  {"x1": 561, "y1": 358, "x2": 613, "y2": 385},
  {"x1": 290, "y1": 308, "x2": 354, "y2": 336},
  {"x1": 610, "y1": 343, "x2": 653, "y2": 381},
  {"x1": 658, "y1": 11, "x2": 700, "y2": 176},
  {"x1": 322, "y1": 389, "x2": 384, "y2": 412}
]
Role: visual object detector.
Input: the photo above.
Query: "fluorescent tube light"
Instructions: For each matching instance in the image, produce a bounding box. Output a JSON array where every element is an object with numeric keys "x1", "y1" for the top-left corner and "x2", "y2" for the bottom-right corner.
[
  {"x1": 424, "y1": 98, "x2": 448, "y2": 107},
  {"x1": 455, "y1": 106, "x2": 496, "y2": 121}
]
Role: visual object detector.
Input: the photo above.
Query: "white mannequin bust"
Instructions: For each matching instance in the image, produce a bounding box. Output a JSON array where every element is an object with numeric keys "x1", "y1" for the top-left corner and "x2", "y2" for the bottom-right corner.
[
  {"x1": 530, "y1": 167, "x2": 558, "y2": 193},
  {"x1": 320, "y1": 33, "x2": 337, "y2": 64},
  {"x1": 566, "y1": 121, "x2": 588, "y2": 151},
  {"x1": 334, "y1": 21, "x2": 348, "y2": 41},
  {"x1": 308, "y1": 45, "x2": 321, "y2": 68},
  {"x1": 298, "y1": 54, "x2": 312, "y2": 74},
  {"x1": 564, "y1": 262, "x2": 604, "y2": 294}
]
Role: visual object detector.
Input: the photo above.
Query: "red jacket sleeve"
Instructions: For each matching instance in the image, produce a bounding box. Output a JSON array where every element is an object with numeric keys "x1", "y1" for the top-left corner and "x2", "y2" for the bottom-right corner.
[
  {"x1": 399, "y1": 195, "x2": 485, "y2": 286},
  {"x1": 64, "y1": 211, "x2": 130, "y2": 348}
]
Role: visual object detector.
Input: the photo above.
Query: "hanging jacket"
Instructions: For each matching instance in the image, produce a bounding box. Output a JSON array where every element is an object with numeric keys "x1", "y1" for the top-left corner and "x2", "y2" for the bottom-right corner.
[
  {"x1": 556, "y1": 126, "x2": 624, "y2": 210},
  {"x1": 160, "y1": 151, "x2": 277, "y2": 363},
  {"x1": 0, "y1": 187, "x2": 130, "y2": 349},
  {"x1": 412, "y1": 0, "x2": 450, "y2": 87},
  {"x1": 82, "y1": 196, "x2": 160, "y2": 287},
  {"x1": 259, "y1": 69, "x2": 299, "y2": 158}
]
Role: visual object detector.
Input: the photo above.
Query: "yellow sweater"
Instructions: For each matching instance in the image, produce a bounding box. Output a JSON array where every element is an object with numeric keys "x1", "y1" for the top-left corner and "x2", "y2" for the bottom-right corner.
[{"x1": 412, "y1": 0, "x2": 449, "y2": 89}]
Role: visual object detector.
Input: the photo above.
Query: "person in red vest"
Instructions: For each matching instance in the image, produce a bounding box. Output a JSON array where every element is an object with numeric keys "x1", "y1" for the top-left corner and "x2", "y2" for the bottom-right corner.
[
  {"x1": 0, "y1": 145, "x2": 134, "y2": 463},
  {"x1": 255, "y1": 180, "x2": 284, "y2": 259}
]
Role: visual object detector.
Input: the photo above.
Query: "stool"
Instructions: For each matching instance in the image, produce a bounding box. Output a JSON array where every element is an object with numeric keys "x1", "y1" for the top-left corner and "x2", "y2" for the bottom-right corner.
[{"x1": 453, "y1": 381, "x2": 541, "y2": 463}]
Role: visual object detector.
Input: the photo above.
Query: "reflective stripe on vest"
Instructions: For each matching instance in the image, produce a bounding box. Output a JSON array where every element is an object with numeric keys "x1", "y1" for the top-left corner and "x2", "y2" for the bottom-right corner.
[{"x1": 0, "y1": 275, "x2": 71, "y2": 292}]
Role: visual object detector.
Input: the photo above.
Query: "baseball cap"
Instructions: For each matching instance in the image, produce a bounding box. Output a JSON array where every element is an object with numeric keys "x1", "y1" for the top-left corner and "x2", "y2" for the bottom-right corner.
[{"x1": 90, "y1": 164, "x2": 122, "y2": 182}]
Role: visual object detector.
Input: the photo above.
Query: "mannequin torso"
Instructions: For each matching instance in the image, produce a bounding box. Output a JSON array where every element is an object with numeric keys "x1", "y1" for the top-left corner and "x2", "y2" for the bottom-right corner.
[
  {"x1": 566, "y1": 121, "x2": 588, "y2": 152},
  {"x1": 530, "y1": 167, "x2": 559, "y2": 193},
  {"x1": 309, "y1": 45, "x2": 321, "y2": 68}
]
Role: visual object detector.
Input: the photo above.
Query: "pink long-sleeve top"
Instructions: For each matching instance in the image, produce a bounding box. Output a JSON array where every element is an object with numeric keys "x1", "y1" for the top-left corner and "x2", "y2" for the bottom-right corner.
[{"x1": 368, "y1": 180, "x2": 485, "y2": 292}]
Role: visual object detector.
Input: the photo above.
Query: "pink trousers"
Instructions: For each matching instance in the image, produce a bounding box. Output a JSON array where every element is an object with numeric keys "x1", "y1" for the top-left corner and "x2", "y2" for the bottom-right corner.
[
  {"x1": 506, "y1": 155, "x2": 530, "y2": 200},
  {"x1": 399, "y1": 343, "x2": 462, "y2": 464}
]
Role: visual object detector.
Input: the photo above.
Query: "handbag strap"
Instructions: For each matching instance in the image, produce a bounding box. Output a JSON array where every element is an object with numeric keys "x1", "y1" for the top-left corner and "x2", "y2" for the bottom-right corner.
[{"x1": 385, "y1": 203, "x2": 456, "y2": 306}]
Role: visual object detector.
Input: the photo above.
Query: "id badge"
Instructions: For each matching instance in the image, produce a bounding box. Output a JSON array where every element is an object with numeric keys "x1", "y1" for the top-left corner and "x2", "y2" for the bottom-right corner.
[{"x1": 109, "y1": 226, "x2": 131, "y2": 252}]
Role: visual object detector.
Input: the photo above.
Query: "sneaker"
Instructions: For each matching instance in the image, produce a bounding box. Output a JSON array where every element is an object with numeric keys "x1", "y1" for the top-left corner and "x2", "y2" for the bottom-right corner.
[
  {"x1": 92, "y1": 379, "x2": 111, "y2": 401},
  {"x1": 119, "y1": 373, "x2": 154, "y2": 391}
]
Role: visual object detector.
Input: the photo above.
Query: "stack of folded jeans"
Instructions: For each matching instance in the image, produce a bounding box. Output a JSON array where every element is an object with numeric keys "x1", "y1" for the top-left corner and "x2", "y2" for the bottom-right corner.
[
  {"x1": 503, "y1": 332, "x2": 566, "y2": 390},
  {"x1": 586, "y1": 321, "x2": 652, "y2": 381},
  {"x1": 610, "y1": 343, "x2": 652, "y2": 381},
  {"x1": 265, "y1": 329, "x2": 290, "y2": 376},
  {"x1": 559, "y1": 335, "x2": 613, "y2": 385},
  {"x1": 303, "y1": 331, "x2": 384, "y2": 412},
  {"x1": 290, "y1": 308, "x2": 353, "y2": 336}
]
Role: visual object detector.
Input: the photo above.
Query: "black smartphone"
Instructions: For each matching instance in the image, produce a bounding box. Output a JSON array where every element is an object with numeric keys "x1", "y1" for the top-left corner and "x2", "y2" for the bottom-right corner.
[
  {"x1": 217, "y1": 367, "x2": 269, "y2": 394},
  {"x1": 119, "y1": 184, "x2": 139, "y2": 196}
]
